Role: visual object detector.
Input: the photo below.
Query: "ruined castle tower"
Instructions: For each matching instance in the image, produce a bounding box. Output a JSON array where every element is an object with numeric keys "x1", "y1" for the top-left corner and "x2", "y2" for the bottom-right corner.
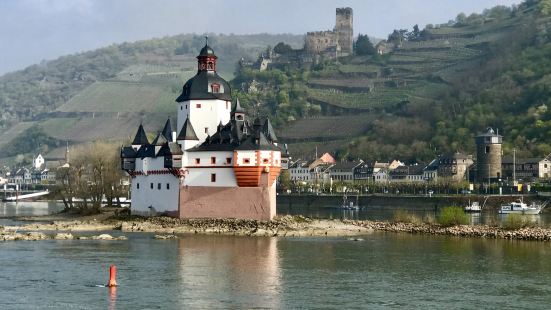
[
  {"x1": 475, "y1": 128, "x2": 502, "y2": 182},
  {"x1": 335, "y1": 7, "x2": 353, "y2": 56}
]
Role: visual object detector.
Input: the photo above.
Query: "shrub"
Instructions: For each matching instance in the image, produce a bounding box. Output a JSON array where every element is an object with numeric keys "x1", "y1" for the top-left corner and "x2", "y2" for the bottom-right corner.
[
  {"x1": 393, "y1": 209, "x2": 422, "y2": 224},
  {"x1": 423, "y1": 213, "x2": 437, "y2": 225},
  {"x1": 438, "y1": 206, "x2": 469, "y2": 227},
  {"x1": 502, "y1": 214, "x2": 535, "y2": 230}
]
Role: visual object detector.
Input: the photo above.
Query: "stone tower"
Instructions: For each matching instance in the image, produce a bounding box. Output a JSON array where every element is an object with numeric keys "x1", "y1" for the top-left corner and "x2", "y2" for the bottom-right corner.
[
  {"x1": 335, "y1": 7, "x2": 353, "y2": 56},
  {"x1": 475, "y1": 128, "x2": 502, "y2": 182}
]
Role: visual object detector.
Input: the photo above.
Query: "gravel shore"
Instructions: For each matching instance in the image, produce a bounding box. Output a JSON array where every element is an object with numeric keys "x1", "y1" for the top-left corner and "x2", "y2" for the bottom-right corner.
[{"x1": 3, "y1": 215, "x2": 551, "y2": 242}]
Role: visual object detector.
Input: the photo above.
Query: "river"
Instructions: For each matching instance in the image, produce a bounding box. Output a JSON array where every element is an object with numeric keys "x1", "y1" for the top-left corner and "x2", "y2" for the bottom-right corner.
[{"x1": 2, "y1": 202, "x2": 551, "y2": 309}]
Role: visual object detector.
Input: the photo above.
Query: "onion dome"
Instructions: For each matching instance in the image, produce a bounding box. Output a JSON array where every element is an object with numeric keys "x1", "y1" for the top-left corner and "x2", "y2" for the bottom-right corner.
[{"x1": 175, "y1": 42, "x2": 231, "y2": 102}]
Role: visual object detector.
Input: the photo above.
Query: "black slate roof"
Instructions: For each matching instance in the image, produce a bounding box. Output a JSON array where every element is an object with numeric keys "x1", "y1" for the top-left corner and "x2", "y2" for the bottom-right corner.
[
  {"x1": 161, "y1": 119, "x2": 173, "y2": 142},
  {"x1": 132, "y1": 124, "x2": 149, "y2": 145},
  {"x1": 157, "y1": 142, "x2": 183, "y2": 156},
  {"x1": 177, "y1": 118, "x2": 199, "y2": 141},
  {"x1": 151, "y1": 132, "x2": 168, "y2": 146},
  {"x1": 188, "y1": 117, "x2": 280, "y2": 152},
  {"x1": 121, "y1": 146, "x2": 137, "y2": 158},
  {"x1": 232, "y1": 98, "x2": 245, "y2": 113},
  {"x1": 199, "y1": 44, "x2": 216, "y2": 57},
  {"x1": 176, "y1": 70, "x2": 232, "y2": 102}
]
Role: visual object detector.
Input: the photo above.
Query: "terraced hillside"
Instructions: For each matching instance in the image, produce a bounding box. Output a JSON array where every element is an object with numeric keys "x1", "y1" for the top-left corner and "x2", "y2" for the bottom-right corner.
[{"x1": 235, "y1": 1, "x2": 551, "y2": 161}]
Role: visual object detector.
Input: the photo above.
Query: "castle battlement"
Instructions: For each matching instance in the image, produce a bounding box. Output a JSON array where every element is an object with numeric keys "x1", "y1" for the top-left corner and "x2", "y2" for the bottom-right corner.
[{"x1": 305, "y1": 7, "x2": 353, "y2": 57}]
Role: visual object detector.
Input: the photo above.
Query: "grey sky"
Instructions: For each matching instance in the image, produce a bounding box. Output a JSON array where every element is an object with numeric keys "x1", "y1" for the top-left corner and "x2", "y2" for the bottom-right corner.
[{"x1": 0, "y1": 0, "x2": 521, "y2": 75}]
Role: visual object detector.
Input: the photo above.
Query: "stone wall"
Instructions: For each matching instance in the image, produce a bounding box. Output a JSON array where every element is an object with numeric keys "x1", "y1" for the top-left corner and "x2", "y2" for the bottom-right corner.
[
  {"x1": 305, "y1": 31, "x2": 338, "y2": 55},
  {"x1": 179, "y1": 185, "x2": 277, "y2": 220}
]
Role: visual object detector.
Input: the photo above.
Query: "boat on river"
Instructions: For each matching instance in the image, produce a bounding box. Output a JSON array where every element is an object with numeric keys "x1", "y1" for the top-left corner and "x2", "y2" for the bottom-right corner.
[
  {"x1": 341, "y1": 194, "x2": 359, "y2": 211},
  {"x1": 464, "y1": 201, "x2": 481, "y2": 213},
  {"x1": 498, "y1": 199, "x2": 546, "y2": 215}
]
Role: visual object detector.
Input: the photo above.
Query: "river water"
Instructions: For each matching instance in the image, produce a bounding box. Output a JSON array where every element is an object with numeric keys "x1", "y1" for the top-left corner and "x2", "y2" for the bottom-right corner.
[{"x1": 2, "y1": 202, "x2": 551, "y2": 308}]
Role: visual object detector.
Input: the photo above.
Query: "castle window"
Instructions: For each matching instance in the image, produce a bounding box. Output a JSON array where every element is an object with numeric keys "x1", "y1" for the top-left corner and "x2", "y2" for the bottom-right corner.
[
  {"x1": 211, "y1": 157, "x2": 216, "y2": 164},
  {"x1": 211, "y1": 83, "x2": 220, "y2": 93},
  {"x1": 137, "y1": 183, "x2": 140, "y2": 189},
  {"x1": 166, "y1": 183, "x2": 170, "y2": 190},
  {"x1": 204, "y1": 127, "x2": 208, "y2": 134},
  {"x1": 207, "y1": 62, "x2": 214, "y2": 70},
  {"x1": 196, "y1": 104, "x2": 201, "y2": 108},
  {"x1": 485, "y1": 146, "x2": 490, "y2": 154},
  {"x1": 195, "y1": 158, "x2": 200, "y2": 165},
  {"x1": 180, "y1": 106, "x2": 182, "y2": 110},
  {"x1": 211, "y1": 173, "x2": 216, "y2": 182},
  {"x1": 263, "y1": 158, "x2": 269, "y2": 164},
  {"x1": 244, "y1": 158, "x2": 250, "y2": 164},
  {"x1": 226, "y1": 158, "x2": 232, "y2": 164},
  {"x1": 158, "y1": 183, "x2": 161, "y2": 190},
  {"x1": 150, "y1": 183, "x2": 153, "y2": 189}
]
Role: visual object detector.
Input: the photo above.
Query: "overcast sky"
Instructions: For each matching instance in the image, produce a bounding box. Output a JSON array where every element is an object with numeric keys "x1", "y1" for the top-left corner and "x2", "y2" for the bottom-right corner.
[{"x1": 0, "y1": 0, "x2": 522, "y2": 75}]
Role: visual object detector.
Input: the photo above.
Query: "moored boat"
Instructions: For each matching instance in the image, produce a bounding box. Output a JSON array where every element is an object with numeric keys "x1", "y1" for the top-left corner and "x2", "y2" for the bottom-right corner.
[
  {"x1": 464, "y1": 201, "x2": 481, "y2": 213},
  {"x1": 499, "y1": 200, "x2": 543, "y2": 215}
]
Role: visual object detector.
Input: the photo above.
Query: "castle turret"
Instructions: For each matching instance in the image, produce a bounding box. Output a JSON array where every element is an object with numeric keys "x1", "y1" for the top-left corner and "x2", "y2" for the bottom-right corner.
[
  {"x1": 131, "y1": 124, "x2": 149, "y2": 150},
  {"x1": 476, "y1": 128, "x2": 502, "y2": 182}
]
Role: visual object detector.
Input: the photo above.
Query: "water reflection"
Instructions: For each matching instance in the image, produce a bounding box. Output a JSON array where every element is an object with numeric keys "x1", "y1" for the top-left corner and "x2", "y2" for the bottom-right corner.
[
  {"x1": 107, "y1": 286, "x2": 117, "y2": 310},
  {"x1": 177, "y1": 236, "x2": 281, "y2": 308},
  {"x1": 0, "y1": 201, "x2": 64, "y2": 217}
]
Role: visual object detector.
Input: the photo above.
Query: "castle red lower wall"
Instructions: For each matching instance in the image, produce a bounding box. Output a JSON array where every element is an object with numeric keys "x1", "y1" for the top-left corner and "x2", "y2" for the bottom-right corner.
[{"x1": 178, "y1": 185, "x2": 276, "y2": 221}]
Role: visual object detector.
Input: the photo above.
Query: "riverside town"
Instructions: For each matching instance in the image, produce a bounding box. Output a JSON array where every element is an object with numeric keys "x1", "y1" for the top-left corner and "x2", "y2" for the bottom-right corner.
[{"x1": 2, "y1": 1, "x2": 551, "y2": 309}]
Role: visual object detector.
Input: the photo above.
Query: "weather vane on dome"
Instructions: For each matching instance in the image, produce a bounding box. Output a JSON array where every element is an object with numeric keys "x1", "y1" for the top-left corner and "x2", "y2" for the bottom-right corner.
[{"x1": 205, "y1": 35, "x2": 208, "y2": 46}]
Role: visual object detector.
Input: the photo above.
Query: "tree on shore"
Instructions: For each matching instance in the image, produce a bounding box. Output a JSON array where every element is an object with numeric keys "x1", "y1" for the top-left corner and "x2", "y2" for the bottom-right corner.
[{"x1": 54, "y1": 142, "x2": 127, "y2": 213}]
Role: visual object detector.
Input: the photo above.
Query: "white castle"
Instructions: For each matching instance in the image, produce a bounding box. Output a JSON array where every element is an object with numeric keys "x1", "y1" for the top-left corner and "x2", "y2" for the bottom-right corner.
[{"x1": 121, "y1": 42, "x2": 284, "y2": 220}]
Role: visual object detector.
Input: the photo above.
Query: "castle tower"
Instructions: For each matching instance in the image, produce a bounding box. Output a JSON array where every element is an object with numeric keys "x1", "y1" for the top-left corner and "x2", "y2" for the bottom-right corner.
[
  {"x1": 475, "y1": 128, "x2": 502, "y2": 182},
  {"x1": 335, "y1": 7, "x2": 353, "y2": 56},
  {"x1": 175, "y1": 38, "x2": 232, "y2": 145}
]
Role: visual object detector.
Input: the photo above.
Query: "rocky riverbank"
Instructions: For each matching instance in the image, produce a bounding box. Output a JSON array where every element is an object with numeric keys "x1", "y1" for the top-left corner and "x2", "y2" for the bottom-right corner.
[{"x1": 4, "y1": 215, "x2": 551, "y2": 242}]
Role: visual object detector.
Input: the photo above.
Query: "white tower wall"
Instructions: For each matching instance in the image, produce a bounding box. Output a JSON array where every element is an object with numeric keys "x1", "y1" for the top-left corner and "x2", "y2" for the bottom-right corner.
[{"x1": 177, "y1": 99, "x2": 232, "y2": 143}]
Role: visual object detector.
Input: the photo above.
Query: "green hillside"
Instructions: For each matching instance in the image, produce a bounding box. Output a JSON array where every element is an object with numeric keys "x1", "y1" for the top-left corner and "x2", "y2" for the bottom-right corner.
[
  {"x1": 234, "y1": 0, "x2": 551, "y2": 162},
  {"x1": 0, "y1": 33, "x2": 303, "y2": 161}
]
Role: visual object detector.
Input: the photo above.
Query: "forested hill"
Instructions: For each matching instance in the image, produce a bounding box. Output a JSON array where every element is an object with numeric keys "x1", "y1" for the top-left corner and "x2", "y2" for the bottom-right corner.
[
  {"x1": 0, "y1": 33, "x2": 303, "y2": 162},
  {"x1": 234, "y1": 0, "x2": 551, "y2": 162}
]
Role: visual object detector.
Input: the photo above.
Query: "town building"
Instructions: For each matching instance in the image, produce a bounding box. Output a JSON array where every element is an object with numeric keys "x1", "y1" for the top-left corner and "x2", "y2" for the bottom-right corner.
[
  {"x1": 328, "y1": 160, "x2": 363, "y2": 182},
  {"x1": 435, "y1": 152, "x2": 474, "y2": 182},
  {"x1": 389, "y1": 165, "x2": 425, "y2": 182},
  {"x1": 121, "y1": 42, "x2": 284, "y2": 220},
  {"x1": 502, "y1": 156, "x2": 551, "y2": 181}
]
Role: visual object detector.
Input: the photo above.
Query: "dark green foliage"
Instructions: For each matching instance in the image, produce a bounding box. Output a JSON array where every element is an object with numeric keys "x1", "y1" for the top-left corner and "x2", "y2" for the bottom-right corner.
[
  {"x1": 274, "y1": 42, "x2": 294, "y2": 54},
  {"x1": 0, "y1": 125, "x2": 60, "y2": 157},
  {"x1": 502, "y1": 214, "x2": 536, "y2": 230},
  {"x1": 355, "y1": 34, "x2": 376, "y2": 55},
  {"x1": 438, "y1": 206, "x2": 469, "y2": 227}
]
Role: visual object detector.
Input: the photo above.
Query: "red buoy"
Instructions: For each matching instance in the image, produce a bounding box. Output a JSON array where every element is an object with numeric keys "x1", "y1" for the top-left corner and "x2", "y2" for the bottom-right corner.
[{"x1": 107, "y1": 265, "x2": 117, "y2": 287}]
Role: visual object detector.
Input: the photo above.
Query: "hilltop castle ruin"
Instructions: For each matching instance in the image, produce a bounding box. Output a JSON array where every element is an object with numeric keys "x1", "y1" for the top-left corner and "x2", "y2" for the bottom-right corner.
[{"x1": 305, "y1": 7, "x2": 353, "y2": 58}]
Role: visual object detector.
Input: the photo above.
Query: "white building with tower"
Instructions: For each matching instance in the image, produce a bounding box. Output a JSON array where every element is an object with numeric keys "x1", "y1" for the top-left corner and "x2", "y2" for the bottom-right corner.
[{"x1": 121, "y1": 41, "x2": 285, "y2": 220}]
